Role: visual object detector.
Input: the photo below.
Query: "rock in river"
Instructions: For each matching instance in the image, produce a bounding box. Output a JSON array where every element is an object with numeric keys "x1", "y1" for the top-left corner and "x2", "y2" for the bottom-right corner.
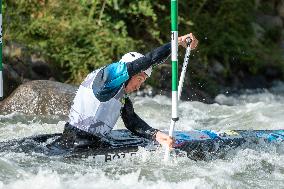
[{"x1": 0, "y1": 80, "x2": 77, "y2": 116}]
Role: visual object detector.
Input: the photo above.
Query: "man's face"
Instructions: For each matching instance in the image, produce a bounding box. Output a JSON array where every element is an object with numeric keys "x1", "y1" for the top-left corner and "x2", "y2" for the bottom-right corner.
[{"x1": 125, "y1": 72, "x2": 147, "y2": 94}]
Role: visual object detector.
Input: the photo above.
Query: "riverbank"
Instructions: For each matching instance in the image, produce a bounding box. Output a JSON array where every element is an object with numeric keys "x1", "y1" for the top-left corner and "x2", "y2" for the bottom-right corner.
[{"x1": 3, "y1": 1, "x2": 284, "y2": 102}]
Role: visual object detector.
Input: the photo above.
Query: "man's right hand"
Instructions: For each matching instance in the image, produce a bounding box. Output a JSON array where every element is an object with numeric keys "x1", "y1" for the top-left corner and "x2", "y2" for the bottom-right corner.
[{"x1": 178, "y1": 33, "x2": 198, "y2": 49}]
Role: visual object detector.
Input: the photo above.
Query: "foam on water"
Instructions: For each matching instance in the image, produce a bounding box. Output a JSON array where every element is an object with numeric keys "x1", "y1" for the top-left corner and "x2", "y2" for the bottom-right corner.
[
  {"x1": 1, "y1": 148, "x2": 284, "y2": 189},
  {"x1": 1, "y1": 83, "x2": 284, "y2": 188},
  {"x1": 0, "y1": 114, "x2": 65, "y2": 141}
]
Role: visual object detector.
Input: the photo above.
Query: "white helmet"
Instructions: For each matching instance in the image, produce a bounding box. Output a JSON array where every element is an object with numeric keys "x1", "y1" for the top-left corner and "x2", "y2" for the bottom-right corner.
[{"x1": 120, "y1": 52, "x2": 152, "y2": 77}]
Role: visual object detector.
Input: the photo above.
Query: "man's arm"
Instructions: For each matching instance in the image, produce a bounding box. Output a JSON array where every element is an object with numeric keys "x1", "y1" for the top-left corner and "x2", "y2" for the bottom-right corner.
[
  {"x1": 126, "y1": 43, "x2": 171, "y2": 78},
  {"x1": 121, "y1": 97, "x2": 159, "y2": 140},
  {"x1": 125, "y1": 33, "x2": 199, "y2": 78}
]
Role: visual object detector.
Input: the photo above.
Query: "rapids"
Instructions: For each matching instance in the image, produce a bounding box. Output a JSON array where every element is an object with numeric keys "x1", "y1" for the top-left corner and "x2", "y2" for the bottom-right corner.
[{"x1": 0, "y1": 82, "x2": 284, "y2": 189}]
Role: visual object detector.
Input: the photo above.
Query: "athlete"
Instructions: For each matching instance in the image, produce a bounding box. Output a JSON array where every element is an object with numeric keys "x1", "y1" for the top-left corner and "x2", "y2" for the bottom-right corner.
[{"x1": 58, "y1": 33, "x2": 198, "y2": 150}]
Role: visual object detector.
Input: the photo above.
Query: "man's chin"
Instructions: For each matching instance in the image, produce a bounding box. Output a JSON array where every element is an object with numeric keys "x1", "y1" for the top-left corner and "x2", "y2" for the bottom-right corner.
[
  {"x1": 125, "y1": 89, "x2": 134, "y2": 94},
  {"x1": 129, "y1": 90, "x2": 135, "y2": 94}
]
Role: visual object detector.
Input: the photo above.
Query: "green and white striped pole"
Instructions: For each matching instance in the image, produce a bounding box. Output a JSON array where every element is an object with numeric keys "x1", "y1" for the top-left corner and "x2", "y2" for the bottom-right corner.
[
  {"x1": 169, "y1": 0, "x2": 178, "y2": 137},
  {"x1": 0, "y1": 0, "x2": 3, "y2": 99},
  {"x1": 165, "y1": 0, "x2": 179, "y2": 160}
]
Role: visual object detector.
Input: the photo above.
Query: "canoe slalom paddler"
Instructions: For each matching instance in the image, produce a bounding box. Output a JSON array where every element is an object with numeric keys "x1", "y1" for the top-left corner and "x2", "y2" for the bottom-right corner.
[{"x1": 57, "y1": 33, "x2": 198, "y2": 150}]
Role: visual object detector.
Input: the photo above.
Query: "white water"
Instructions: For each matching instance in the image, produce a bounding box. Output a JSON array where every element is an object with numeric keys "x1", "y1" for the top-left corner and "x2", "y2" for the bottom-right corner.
[{"x1": 1, "y1": 82, "x2": 284, "y2": 189}]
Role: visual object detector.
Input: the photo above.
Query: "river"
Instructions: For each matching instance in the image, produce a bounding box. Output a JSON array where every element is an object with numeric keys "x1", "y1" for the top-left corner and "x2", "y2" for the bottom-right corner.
[{"x1": 0, "y1": 82, "x2": 284, "y2": 189}]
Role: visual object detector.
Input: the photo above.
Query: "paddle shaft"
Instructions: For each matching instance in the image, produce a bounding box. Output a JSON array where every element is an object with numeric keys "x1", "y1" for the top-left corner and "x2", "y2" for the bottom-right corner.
[{"x1": 178, "y1": 39, "x2": 191, "y2": 101}]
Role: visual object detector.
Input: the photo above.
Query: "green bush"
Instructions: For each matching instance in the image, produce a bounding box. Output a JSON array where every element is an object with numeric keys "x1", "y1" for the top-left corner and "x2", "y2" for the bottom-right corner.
[
  {"x1": 4, "y1": 0, "x2": 154, "y2": 83},
  {"x1": 3, "y1": 0, "x2": 283, "y2": 91}
]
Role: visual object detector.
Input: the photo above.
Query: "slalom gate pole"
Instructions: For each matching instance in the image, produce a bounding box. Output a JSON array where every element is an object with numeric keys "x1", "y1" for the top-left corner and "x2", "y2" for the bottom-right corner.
[
  {"x1": 169, "y1": 0, "x2": 178, "y2": 137},
  {"x1": 164, "y1": 0, "x2": 178, "y2": 161},
  {"x1": 0, "y1": 0, "x2": 3, "y2": 99}
]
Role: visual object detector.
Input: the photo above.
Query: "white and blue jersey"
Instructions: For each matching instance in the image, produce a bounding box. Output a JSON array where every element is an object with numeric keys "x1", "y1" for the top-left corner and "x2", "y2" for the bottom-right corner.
[{"x1": 68, "y1": 43, "x2": 171, "y2": 140}]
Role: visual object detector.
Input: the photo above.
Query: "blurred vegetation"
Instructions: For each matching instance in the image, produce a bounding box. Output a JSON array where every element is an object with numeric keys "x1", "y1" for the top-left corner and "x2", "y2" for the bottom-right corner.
[{"x1": 3, "y1": 0, "x2": 284, "y2": 95}]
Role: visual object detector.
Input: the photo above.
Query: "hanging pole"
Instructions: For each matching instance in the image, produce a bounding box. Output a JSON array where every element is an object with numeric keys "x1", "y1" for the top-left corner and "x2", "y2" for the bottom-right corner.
[
  {"x1": 170, "y1": 0, "x2": 178, "y2": 136},
  {"x1": 169, "y1": 0, "x2": 178, "y2": 138},
  {"x1": 165, "y1": 0, "x2": 178, "y2": 161},
  {"x1": 0, "y1": 0, "x2": 3, "y2": 99}
]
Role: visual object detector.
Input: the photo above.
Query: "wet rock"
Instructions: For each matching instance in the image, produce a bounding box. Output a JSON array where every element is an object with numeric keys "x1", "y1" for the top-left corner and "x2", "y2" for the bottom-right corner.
[
  {"x1": 4, "y1": 55, "x2": 55, "y2": 81},
  {"x1": 5, "y1": 56, "x2": 31, "y2": 79},
  {"x1": 30, "y1": 60, "x2": 53, "y2": 80},
  {"x1": 30, "y1": 54, "x2": 54, "y2": 80},
  {"x1": 0, "y1": 80, "x2": 77, "y2": 116},
  {"x1": 2, "y1": 64, "x2": 22, "y2": 99},
  {"x1": 3, "y1": 42, "x2": 57, "y2": 80}
]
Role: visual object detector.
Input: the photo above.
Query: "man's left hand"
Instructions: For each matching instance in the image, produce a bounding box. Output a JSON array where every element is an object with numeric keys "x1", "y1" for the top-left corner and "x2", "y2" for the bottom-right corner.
[{"x1": 155, "y1": 131, "x2": 175, "y2": 148}]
